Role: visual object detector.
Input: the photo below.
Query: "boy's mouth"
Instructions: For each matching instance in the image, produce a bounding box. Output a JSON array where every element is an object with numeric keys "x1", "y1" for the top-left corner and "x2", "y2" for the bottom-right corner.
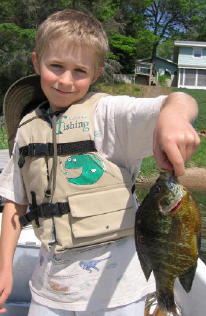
[{"x1": 54, "y1": 88, "x2": 75, "y2": 95}]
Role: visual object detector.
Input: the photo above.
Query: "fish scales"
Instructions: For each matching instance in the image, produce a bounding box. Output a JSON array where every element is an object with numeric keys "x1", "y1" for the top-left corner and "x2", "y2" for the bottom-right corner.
[{"x1": 135, "y1": 171, "x2": 201, "y2": 316}]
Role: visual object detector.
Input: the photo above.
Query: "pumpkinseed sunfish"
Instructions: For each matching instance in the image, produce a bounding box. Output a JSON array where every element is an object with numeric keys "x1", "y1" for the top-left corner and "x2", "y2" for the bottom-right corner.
[{"x1": 135, "y1": 170, "x2": 201, "y2": 316}]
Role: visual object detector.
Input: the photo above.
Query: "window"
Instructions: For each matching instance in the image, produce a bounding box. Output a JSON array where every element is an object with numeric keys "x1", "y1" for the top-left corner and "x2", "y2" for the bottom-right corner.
[
  {"x1": 193, "y1": 48, "x2": 202, "y2": 58},
  {"x1": 179, "y1": 68, "x2": 206, "y2": 88},
  {"x1": 179, "y1": 69, "x2": 184, "y2": 86},
  {"x1": 185, "y1": 69, "x2": 196, "y2": 86},
  {"x1": 197, "y1": 69, "x2": 206, "y2": 86}
]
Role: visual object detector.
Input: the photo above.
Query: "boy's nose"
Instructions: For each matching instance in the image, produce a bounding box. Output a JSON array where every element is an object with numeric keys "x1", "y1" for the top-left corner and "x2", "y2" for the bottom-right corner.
[{"x1": 59, "y1": 71, "x2": 73, "y2": 86}]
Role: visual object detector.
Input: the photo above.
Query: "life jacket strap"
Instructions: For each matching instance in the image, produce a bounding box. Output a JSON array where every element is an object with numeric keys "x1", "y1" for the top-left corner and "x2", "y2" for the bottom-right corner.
[
  {"x1": 18, "y1": 140, "x2": 97, "y2": 167},
  {"x1": 19, "y1": 202, "x2": 70, "y2": 227},
  {"x1": 131, "y1": 184, "x2": 136, "y2": 194}
]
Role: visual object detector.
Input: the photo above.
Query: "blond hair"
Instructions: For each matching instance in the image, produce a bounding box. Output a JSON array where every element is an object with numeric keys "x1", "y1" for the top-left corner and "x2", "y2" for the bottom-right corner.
[{"x1": 34, "y1": 9, "x2": 109, "y2": 68}]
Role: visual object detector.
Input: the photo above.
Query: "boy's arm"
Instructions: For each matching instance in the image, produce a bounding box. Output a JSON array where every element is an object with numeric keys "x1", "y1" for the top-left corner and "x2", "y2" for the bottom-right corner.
[
  {"x1": 0, "y1": 201, "x2": 27, "y2": 313},
  {"x1": 153, "y1": 92, "x2": 200, "y2": 176}
]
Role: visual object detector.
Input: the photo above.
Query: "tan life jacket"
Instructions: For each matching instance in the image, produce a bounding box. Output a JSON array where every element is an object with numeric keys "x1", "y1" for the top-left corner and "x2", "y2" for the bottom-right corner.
[{"x1": 18, "y1": 92, "x2": 137, "y2": 252}]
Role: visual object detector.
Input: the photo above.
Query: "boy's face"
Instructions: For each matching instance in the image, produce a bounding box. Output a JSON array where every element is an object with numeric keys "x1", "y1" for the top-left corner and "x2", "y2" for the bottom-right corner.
[{"x1": 32, "y1": 41, "x2": 102, "y2": 111}]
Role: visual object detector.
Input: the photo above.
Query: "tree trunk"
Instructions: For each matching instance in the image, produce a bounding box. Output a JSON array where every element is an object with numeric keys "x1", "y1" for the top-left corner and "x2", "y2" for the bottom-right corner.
[{"x1": 151, "y1": 41, "x2": 159, "y2": 62}]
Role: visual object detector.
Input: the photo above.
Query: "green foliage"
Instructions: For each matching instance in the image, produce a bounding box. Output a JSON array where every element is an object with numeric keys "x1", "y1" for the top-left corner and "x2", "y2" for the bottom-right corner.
[
  {"x1": 109, "y1": 33, "x2": 138, "y2": 73},
  {"x1": 157, "y1": 38, "x2": 175, "y2": 59},
  {"x1": 0, "y1": 119, "x2": 8, "y2": 149},
  {"x1": 0, "y1": 23, "x2": 36, "y2": 47},
  {"x1": 143, "y1": 0, "x2": 205, "y2": 59},
  {"x1": 0, "y1": 23, "x2": 36, "y2": 106},
  {"x1": 0, "y1": 0, "x2": 16, "y2": 23},
  {"x1": 94, "y1": 0, "x2": 119, "y2": 22},
  {"x1": 1, "y1": 0, "x2": 206, "y2": 110},
  {"x1": 109, "y1": 33, "x2": 138, "y2": 55},
  {"x1": 158, "y1": 75, "x2": 169, "y2": 87},
  {"x1": 0, "y1": 0, "x2": 74, "y2": 28},
  {"x1": 135, "y1": 29, "x2": 158, "y2": 59}
]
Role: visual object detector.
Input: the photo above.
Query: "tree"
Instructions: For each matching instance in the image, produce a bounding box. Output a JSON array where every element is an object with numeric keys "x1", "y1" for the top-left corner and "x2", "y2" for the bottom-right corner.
[
  {"x1": 185, "y1": 0, "x2": 206, "y2": 41},
  {"x1": 109, "y1": 33, "x2": 138, "y2": 73},
  {"x1": 0, "y1": 23, "x2": 36, "y2": 99},
  {"x1": 142, "y1": 0, "x2": 205, "y2": 60},
  {"x1": 157, "y1": 38, "x2": 175, "y2": 60}
]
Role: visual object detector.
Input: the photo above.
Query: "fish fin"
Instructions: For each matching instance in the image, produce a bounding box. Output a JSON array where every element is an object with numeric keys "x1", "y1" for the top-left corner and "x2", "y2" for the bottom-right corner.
[
  {"x1": 178, "y1": 262, "x2": 197, "y2": 293},
  {"x1": 135, "y1": 211, "x2": 152, "y2": 280},
  {"x1": 135, "y1": 241, "x2": 152, "y2": 280},
  {"x1": 140, "y1": 260, "x2": 152, "y2": 281}
]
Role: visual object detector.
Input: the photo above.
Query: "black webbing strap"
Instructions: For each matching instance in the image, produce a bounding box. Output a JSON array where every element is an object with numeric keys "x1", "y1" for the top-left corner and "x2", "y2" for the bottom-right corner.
[
  {"x1": 131, "y1": 184, "x2": 136, "y2": 194},
  {"x1": 18, "y1": 140, "x2": 97, "y2": 167},
  {"x1": 19, "y1": 140, "x2": 96, "y2": 157},
  {"x1": 19, "y1": 202, "x2": 70, "y2": 227}
]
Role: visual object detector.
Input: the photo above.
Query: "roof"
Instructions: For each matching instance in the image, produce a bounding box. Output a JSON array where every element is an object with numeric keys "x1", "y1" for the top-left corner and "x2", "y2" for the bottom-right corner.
[
  {"x1": 136, "y1": 56, "x2": 177, "y2": 65},
  {"x1": 174, "y1": 40, "x2": 206, "y2": 48}
]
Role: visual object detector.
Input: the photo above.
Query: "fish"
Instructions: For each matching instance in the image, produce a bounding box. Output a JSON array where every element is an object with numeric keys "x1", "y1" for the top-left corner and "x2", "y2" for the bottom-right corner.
[{"x1": 135, "y1": 170, "x2": 201, "y2": 316}]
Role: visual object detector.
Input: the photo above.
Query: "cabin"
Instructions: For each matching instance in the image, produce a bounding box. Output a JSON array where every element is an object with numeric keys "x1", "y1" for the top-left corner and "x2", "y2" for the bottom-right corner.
[
  {"x1": 134, "y1": 57, "x2": 177, "y2": 86},
  {"x1": 113, "y1": 56, "x2": 177, "y2": 86},
  {"x1": 174, "y1": 40, "x2": 206, "y2": 89}
]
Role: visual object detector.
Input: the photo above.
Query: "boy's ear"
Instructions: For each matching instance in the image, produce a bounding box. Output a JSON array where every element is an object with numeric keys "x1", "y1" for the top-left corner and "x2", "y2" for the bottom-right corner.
[
  {"x1": 31, "y1": 52, "x2": 40, "y2": 74},
  {"x1": 92, "y1": 67, "x2": 104, "y2": 83}
]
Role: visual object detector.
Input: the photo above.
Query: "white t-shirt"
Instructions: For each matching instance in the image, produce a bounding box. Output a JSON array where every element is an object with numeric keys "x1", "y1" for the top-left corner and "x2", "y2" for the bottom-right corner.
[{"x1": 0, "y1": 94, "x2": 166, "y2": 311}]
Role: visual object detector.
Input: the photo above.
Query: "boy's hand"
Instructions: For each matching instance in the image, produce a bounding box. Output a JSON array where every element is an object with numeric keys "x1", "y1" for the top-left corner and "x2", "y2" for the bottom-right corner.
[
  {"x1": 0, "y1": 266, "x2": 13, "y2": 313},
  {"x1": 153, "y1": 93, "x2": 200, "y2": 177},
  {"x1": 0, "y1": 201, "x2": 26, "y2": 314}
]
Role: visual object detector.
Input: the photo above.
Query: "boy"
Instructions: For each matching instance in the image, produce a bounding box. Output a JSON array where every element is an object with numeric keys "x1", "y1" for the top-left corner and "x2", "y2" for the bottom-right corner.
[{"x1": 0, "y1": 8, "x2": 199, "y2": 316}]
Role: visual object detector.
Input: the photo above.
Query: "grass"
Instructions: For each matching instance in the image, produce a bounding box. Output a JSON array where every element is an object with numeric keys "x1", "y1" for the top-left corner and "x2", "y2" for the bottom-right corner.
[
  {"x1": 93, "y1": 81, "x2": 142, "y2": 97},
  {"x1": 94, "y1": 83, "x2": 205, "y2": 132},
  {"x1": 186, "y1": 136, "x2": 206, "y2": 168},
  {"x1": 172, "y1": 87, "x2": 206, "y2": 133},
  {"x1": 139, "y1": 136, "x2": 206, "y2": 179},
  {"x1": 0, "y1": 125, "x2": 8, "y2": 150}
]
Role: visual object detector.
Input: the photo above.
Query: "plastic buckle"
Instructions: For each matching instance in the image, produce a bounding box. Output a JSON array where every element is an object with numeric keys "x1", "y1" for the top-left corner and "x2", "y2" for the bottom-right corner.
[{"x1": 19, "y1": 214, "x2": 30, "y2": 227}]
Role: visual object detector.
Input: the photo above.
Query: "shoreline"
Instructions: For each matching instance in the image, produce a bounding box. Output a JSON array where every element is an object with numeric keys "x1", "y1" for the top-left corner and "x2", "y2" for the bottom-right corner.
[{"x1": 137, "y1": 167, "x2": 206, "y2": 191}]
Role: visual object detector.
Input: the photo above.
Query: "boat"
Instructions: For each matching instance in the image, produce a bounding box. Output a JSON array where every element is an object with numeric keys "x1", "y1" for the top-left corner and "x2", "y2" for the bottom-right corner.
[{"x1": 0, "y1": 210, "x2": 206, "y2": 316}]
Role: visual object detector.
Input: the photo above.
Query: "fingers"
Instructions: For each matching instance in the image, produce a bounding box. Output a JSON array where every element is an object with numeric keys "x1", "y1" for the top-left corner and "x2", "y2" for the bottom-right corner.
[
  {"x1": 0, "y1": 293, "x2": 8, "y2": 314},
  {"x1": 0, "y1": 283, "x2": 12, "y2": 314},
  {"x1": 154, "y1": 126, "x2": 200, "y2": 177},
  {"x1": 185, "y1": 131, "x2": 200, "y2": 162},
  {"x1": 163, "y1": 143, "x2": 185, "y2": 176},
  {"x1": 0, "y1": 307, "x2": 7, "y2": 314},
  {"x1": 176, "y1": 128, "x2": 200, "y2": 163},
  {"x1": 0, "y1": 291, "x2": 9, "y2": 307},
  {"x1": 0, "y1": 290, "x2": 9, "y2": 312},
  {"x1": 155, "y1": 142, "x2": 185, "y2": 176}
]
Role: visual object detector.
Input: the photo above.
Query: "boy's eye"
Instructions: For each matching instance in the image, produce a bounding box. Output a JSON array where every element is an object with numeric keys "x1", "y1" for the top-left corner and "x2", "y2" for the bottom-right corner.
[
  {"x1": 75, "y1": 68, "x2": 87, "y2": 73},
  {"x1": 50, "y1": 64, "x2": 62, "y2": 69}
]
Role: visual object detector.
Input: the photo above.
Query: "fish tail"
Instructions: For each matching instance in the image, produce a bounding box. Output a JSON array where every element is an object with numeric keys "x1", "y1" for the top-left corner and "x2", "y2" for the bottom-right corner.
[
  {"x1": 157, "y1": 292, "x2": 176, "y2": 312},
  {"x1": 144, "y1": 292, "x2": 182, "y2": 316},
  {"x1": 157, "y1": 295, "x2": 182, "y2": 316},
  {"x1": 152, "y1": 306, "x2": 182, "y2": 316}
]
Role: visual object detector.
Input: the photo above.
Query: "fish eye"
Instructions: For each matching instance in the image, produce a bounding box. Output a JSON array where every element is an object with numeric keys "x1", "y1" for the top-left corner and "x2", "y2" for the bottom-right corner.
[{"x1": 165, "y1": 199, "x2": 171, "y2": 206}]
